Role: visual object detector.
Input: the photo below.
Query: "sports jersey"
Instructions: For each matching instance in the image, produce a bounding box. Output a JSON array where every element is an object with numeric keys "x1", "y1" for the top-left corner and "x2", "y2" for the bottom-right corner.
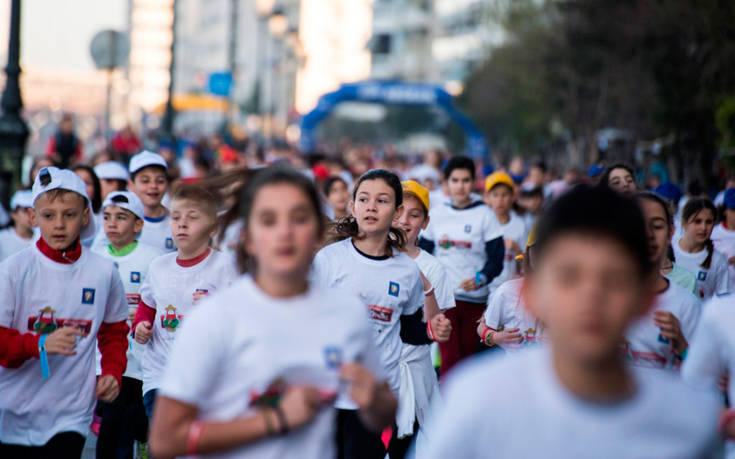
[
  {"x1": 664, "y1": 263, "x2": 697, "y2": 295},
  {"x1": 159, "y1": 275, "x2": 385, "y2": 459},
  {"x1": 139, "y1": 214, "x2": 176, "y2": 253},
  {"x1": 712, "y1": 223, "x2": 735, "y2": 285},
  {"x1": 422, "y1": 202, "x2": 503, "y2": 303},
  {"x1": 312, "y1": 238, "x2": 424, "y2": 401},
  {"x1": 139, "y1": 249, "x2": 238, "y2": 395},
  {"x1": 0, "y1": 227, "x2": 32, "y2": 261},
  {"x1": 424, "y1": 348, "x2": 720, "y2": 459},
  {"x1": 488, "y1": 211, "x2": 527, "y2": 292},
  {"x1": 0, "y1": 244, "x2": 128, "y2": 445},
  {"x1": 413, "y1": 249, "x2": 455, "y2": 311},
  {"x1": 623, "y1": 280, "x2": 700, "y2": 370},
  {"x1": 92, "y1": 242, "x2": 164, "y2": 380},
  {"x1": 673, "y1": 241, "x2": 730, "y2": 299},
  {"x1": 483, "y1": 278, "x2": 546, "y2": 351}
]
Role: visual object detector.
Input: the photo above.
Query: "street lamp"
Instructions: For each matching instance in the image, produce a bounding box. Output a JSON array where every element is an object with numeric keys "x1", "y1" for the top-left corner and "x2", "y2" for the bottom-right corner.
[{"x1": 0, "y1": 0, "x2": 29, "y2": 205}]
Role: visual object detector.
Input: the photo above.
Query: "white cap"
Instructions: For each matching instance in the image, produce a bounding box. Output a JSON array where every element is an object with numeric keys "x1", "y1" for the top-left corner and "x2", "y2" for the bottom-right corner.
[
  {"x1": 94, "y1": 161, "x2": 129, "y2": 181},
  {"x1": 10, "y1": 190, "x2": 33, "y2": 210},
  {"x1": 31, "y1": 167, "x2": 96, "y2": 240},
  {"x1": 102, "y1": 191, "x2": 145, "y2": 220},
  {"x1": 129, "y1": 150, "x2": 168, "y2": 175}
]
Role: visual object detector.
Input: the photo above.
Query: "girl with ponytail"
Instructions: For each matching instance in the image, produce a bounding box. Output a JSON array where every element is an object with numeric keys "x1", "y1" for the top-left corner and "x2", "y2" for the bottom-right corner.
[
  {"x1": 673, "y1": 197, "x2": 731, "y2": 299},
  {"x1": 313, "y1": 169, "x2": 451, "y2": 459}
]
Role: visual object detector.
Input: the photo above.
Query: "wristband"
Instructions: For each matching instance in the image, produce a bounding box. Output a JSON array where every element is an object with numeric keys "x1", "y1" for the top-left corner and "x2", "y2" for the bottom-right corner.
[
  {"x1": 475, "y1": 271, "x2": 483, "y2": 286},
  {"x1": 718, "y1": 409, "x2": 735, "y2": 437},
  {"x1": 674, "y1": 348, "x2": 688, "y2": 361},
  {"x1": 39, "y1": 334, "x2": 50, "y2": 379},
  {"x1": 262, "y1": 408, "x2": 277, "y2": 436},
  {"x1": 274, "y1": 405, "x2": 290, "y2": 435},
  {"x1": 424, "y1": 287, "x2": 435, "y2": 297},
  {"x1": 186, "y1": 421, "x2": 205, "y2": 456},
  {"x1": 481, "y1": 328, "x2": 495, "y2": 347},
  {"x1": 427, "y1": 321, "x2": 435, "y2": 341}
]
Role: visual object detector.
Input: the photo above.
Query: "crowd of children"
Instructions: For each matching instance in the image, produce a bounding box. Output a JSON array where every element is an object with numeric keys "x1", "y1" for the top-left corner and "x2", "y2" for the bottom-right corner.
[{"x1": 0, "y1": 150, "x2": 733, "y2": 459}]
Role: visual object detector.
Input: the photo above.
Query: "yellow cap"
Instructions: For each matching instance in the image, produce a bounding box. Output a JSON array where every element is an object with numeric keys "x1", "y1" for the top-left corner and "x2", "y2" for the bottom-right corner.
[
  {"x1": 401, "y1": 180, "x2": 430, "y2": 212},
  {"x1": 484, "y1": 172, "x2": 515, "y2": 192},
  {"x1": 526, "y1": 225, "x2": 537, "y2": 247}
]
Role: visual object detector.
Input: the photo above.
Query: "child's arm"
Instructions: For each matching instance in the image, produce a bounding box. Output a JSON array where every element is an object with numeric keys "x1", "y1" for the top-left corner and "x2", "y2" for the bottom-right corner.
[
  {"x1": 132, "y1": 301, "x2": 156, "y2": 343},
  {"x1": 97, "y1": 321, "x2": 129, "y2": 389},
  {"x1": 0, "y1": 327, "x2": 40, "y2": 368}
]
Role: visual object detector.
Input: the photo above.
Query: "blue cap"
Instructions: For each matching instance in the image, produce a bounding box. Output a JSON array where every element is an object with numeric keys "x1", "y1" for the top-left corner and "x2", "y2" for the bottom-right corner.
[
  {"x1": 725, "y1": 188, "x2": 735, "y2": 209},
  {"x1": 511, "y1": 173, "x2": 525, "y2": 184},
  {"x1": 654, "y1": 182, "x2": 683, "y2": 203},
  {"x1": 588, "y1": 164, "x2": 604, "y2": 178},
  {"x1": 482, "y1": 164, "x2": 495, "y2": 177}
]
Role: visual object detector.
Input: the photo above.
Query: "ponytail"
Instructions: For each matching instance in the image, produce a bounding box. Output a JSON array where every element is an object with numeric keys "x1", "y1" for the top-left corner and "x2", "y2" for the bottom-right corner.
[{"x1": 703, "y1": 239, "x2": 714, "y2": 270}]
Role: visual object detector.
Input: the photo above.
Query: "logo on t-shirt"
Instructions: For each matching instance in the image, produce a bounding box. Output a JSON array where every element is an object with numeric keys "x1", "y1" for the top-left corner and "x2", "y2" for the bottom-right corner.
[
  {"x1": 165, "y1": 238, "x2": 174, "y2": 250},
  {"x1": 464, "y1": 224, "x2": 472, "y2": 233},
  {"x1": 388, "y1": 281, "x2": 400, "y2": 297},
  {"x1": 27, "y1": 307, "x2": 93, "y2": 336},
  {"x1": 697, "y1": 270, "x2": 707, "y2": 281},
  {"x1": 160, "y1": 305, "x2": 182, "y2": 332},
  {"x1": 130, "y1": 271, "x2": 141, "y2": 283},
  {"x1": 82, "y1": 288, "x2": 96, "y2": 304},
  {"x1": 368, "y1": 304, "x2": 394, "y2": 323},
  {"x1": 323, "y1": 346, "x2": 343, "y2": 369}
]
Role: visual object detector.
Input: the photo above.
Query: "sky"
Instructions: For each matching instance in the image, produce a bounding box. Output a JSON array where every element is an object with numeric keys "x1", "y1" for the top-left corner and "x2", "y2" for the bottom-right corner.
[{"x1": 0, "y1": 0, "x2": 127, "y2": 73}]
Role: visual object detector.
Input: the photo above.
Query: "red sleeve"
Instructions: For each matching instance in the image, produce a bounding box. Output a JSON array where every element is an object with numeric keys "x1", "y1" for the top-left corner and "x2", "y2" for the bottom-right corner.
[
  {"x1": 0, "y1": 327, "x2": 40, "y2": 368},
  {"x1": 45, "y1": 136, "x2": 56, "y2": 157},
  {"x1": 132, "y1": 301, "x2": 156, "y2": 336},
  {"x1": 97, "y1": 320, "x2": 129, "y2": 386}
]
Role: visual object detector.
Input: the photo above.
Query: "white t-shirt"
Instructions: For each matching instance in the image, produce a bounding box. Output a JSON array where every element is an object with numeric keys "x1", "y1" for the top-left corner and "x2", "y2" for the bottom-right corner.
[
  {"x1": 160, "y1": 276, "x2": 384, "y2": 459},
  {"x1": 664, "y1": 263, "x2": 697, "y2": 295},
  {"x1": 673, "y1": 241, "x2": 730, "y2": 299},
  {"x1": 422, "y1": 202, "x2": 503, "y2": 303},
  {"x1": 489, "y1": 211, "x2": 527, "y2": 292},
  {"x1": 312, "y1": 238, "x2": 424, "y2": 399},
  {"x1": 139, "y1": 249, "x2": 238, "y2": 395},
  {"x1": 0, "y1": 245, "x2": 128, "y2": 446},
  {"x1": 623, "y1": 280, "x2": 701, "y2": 370},
  {"x1": 712, "y1": 223, "x2": 735, "y2": 285},
  {"x1": 423, "y1": 348, "x2": 721, "y2": 459},
  {"x1": 0, "y1": 227, "x2": 32, "y2": 261},
  {"x1": 92, "y1": 242, "x2": 164, "y2": 380},
  {"x1": 139, "y1": 215, "x2": 176, "y2": 253},
  {"x1": 413, "y1": 249, "x2": 456, "y2": 311},
  {"x1": 483, "y1": 278, "x2": 546, "y2": 352}
]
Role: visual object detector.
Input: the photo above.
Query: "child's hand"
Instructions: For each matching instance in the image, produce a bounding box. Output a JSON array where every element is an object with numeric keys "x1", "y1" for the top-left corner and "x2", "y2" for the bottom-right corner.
[
  {"x1": 653, "y1": 311, "x2": 687, "y2": 354},
  {"x1": 430, "y1": 313, "x2": 452, "y2": 342},
  {"x1": 276, "y1": 386, "x2": 322, "y2": 431},
  {"x1": 134, "y1": 321, "x2": 153, "y2": 344},
  {"x1": 493, "y1": 328, "x2": 523, "y2": 346},
  {"x1": 504, "y1": 238, "x2": 521, "y2": 254},
  {"x1": 459, "y1": 278, "x2": 480, "y2": 291},
  {"x1": 340, "y1": 363, "x2": 381, "y2": 411},
  {"x1": 44, "y1": 327, "x2": 84, "y2": 356},
  {"x1": 96, "y1": 374, "x2": 120, "y2": 402}
]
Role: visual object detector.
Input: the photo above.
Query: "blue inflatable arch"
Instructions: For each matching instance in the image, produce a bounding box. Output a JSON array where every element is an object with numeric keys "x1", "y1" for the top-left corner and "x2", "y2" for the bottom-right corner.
[{"x1": 300, "y1": 81, "x2": 489, "y2": 159}]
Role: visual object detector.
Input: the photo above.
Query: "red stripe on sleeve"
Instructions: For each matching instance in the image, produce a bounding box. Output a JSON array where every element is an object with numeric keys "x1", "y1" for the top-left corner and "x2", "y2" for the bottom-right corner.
[
  {"x1": 97, "y1": 320, "x2": 130, "y2": 386},
  {"x1": 132, "y1": 301, "x2": 156, "y2": 335}
]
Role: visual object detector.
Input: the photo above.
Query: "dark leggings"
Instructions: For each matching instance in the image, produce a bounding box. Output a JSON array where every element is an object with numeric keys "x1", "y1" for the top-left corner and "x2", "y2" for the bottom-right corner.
[
  {"x1": 336, "y1": 409, "x2": 386, "y2": 459},
  {"x1": 96, "y1": 376, "x2": 148, "y2": 459},
  {"x1": 0, "y1": 431, "x2": 86, "y2": 459}
]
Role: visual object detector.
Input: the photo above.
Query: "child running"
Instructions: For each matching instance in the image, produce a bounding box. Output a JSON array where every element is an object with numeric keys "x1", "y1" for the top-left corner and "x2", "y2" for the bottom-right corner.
[
  {"x1": 622, "y1": 192, "x2": 700, "y2": 370},
  {"x1": 0, "y1": 167, "x2": 129, "y2": 458},
  {"x1": 324, "y1": 176, "x2": 351, "y2": 220},
  {"x1": 148, "y1": 166, "x2": 396, "y2": 459},
  {"x1": 419, "y1": 156, "x2": 504, "y2": 375},
  {"x1": 133, "y1": 184, "x2": 238, "y2": 420},
  {"x1": 673, "y1": 197, "x2": 731, "y2": 299},
  {"x1": 0, "y1": 190, "x2": 34, "y2": 261},
  {"x1": 92, "y1": 191, "x2": 164, "y2": 458},
  {"x1": 128, "y1": 151, "x2": 176, "y2": 253},
  {"x1": 94, "y1": 161, "x2": 129, "y2": 200},
  {"x1": 393, "y1": 180, "x2": 455, "y2": 459},
  {"x1": 313, "y1": 169, "x2": 451, "y2": 459},
  {"x1": 423, "y1": 185, "x2": 721, "y2": 458}
]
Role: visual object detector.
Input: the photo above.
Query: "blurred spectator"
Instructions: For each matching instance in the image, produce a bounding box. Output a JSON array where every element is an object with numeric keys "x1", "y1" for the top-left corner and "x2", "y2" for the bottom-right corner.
[
  {"x1": 45, "y1": 113, "x2": 82, "y2": 168},
  {"x1": 110, "y1": 125, "x2": 142, "y2": 160},
  {"x1": 29, "y1": 156, "x2": 57, "y2": 185}
]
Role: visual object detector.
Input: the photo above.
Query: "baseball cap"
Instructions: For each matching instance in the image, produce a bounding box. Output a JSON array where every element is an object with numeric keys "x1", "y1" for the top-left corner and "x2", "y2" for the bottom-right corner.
[
  {"x1": 654, "y1": 182, "x2": 683, "y2": 204},
  {"x1": 94, "y1": 161, "x2": 130, "y2": 181},
  {"x1": 401, "y1": 180, "x2": 430, "y2": 213},
  {"x1": 724, "y1": 188, "x2": 735, "y2": 209},
  {"x1": 485, "y1": 172, "x2": 515, "y2": 192},
  {"x1": 588, "y1": 164, "x2": 604, "y2": 178},
  {"x1": 10, "y1": 190, "x2": 33, "y2": 210},
  {"x1": 102, "y1": 191, "x2": 145, "y2": 220},
  {"x1": 129, "y1": 150, "x2": 168, "y2": 175},
  {"x1": 32, "y1": 167, "x2": 96, "y2": 240}
]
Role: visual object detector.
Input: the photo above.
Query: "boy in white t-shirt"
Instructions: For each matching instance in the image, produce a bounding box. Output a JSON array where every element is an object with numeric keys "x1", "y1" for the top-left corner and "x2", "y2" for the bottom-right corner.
[
  {"x1": 484, "y1": 172, "x2": 527, "y2": 291},
  {"x1": 128, "y1": 150, "x2": 176, "y2": 253},
  {"x1": 423, "y1": 185, "x2": 721, "y2": 459},
  {"x1": 132, "y1": 184, "x2": 238, "y2": 419},
  {"x1": 712, "y1": 188, "x2": 735, "y2": 285},
  {"x1": 0, "y1": 167, "x2": 129, "y2": 458},
  {"x1": 0, "y1": 190, "x2": 34, "y2": 261},
  {"x1": 94, "y1": 161, "x2": 129, "y2": 200},
  {"x1": 91, "y1": 191, "x2": 164, "y2": 458}
]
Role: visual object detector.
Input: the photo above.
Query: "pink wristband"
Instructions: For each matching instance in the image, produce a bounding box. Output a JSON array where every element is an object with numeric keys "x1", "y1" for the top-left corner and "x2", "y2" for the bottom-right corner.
[
  {"x1": 187, "y1": 421, "x2": 205, "y2": 456},
  {"x1": 427, "y1": 321, "x2": 435, "y2": 341}
]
